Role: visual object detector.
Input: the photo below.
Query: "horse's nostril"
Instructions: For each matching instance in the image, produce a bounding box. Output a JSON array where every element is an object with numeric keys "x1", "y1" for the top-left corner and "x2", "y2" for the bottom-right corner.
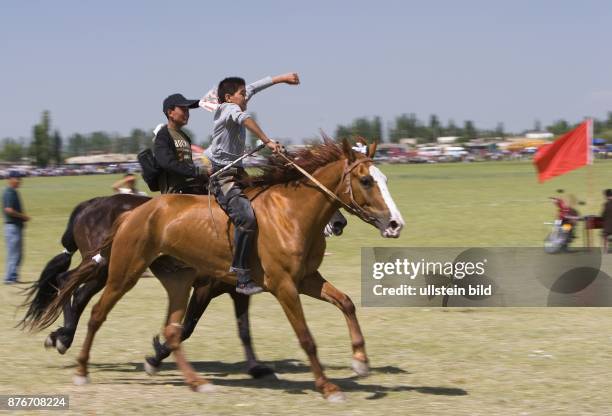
[{"x1": 389, "y1": 220, "x2": 399, "y2": 230}]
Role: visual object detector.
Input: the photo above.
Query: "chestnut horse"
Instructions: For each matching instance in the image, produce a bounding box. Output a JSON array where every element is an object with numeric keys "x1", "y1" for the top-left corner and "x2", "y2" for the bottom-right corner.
[
  {"x1": 21, "y1": 194, "x2": 275, "y2": 376},
  {"x1": 34, "y1": 139, "x2": 404, "y2": 401},
  {"x1": 22, "y1": 193, "x2": 347, "y2": 378}
]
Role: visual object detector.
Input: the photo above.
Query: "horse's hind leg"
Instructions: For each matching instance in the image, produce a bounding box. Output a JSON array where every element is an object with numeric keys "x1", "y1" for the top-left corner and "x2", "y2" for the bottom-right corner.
[
  {"x1": 228, "y1": 290, "x2": 275, "y2": 378},
  {"x1": 157, "y1": 274, "x2": 214, "y2": 392},
  {"x1": 73, "y1": 260, "x2": 145, "y2": 384},
  {"x1": 299, "y1": 271, "x2": 369, "y2": 377},
  {"x1": 52, "y1": 267, "x2": 107, "y2": 354},
  {"x1": 145, "y1": 279, "x2": 273, "y2": 378},
  {"x1": 145, "y1": 278, "x2": 217, "y2": 371},
  {"x1": 44, "y1": 269, "x2": 72, "y2": 350}
]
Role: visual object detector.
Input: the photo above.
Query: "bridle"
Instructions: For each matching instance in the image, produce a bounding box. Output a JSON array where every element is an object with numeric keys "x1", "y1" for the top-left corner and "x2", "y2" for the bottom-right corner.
[
  {"x1": 341, "y1": 157, "x2": 379, "y2": 226},
  {"x1": 276, "y1": 152, "x2": 379, "y2": 226}
]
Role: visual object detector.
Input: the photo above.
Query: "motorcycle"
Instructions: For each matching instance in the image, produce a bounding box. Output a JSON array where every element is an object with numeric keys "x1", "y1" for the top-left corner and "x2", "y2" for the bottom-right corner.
[{"x1": 544, "y1": 195, "x2": 581, "y2": 254}]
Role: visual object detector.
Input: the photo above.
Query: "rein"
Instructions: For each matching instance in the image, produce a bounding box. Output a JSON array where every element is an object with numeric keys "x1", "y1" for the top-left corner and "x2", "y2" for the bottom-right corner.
[
  {"x1": 207, "y1": 149, "x2": 379, "y2": 239},
  {"x1": 276, "y1": 152, "x2": 378, "y2": 226},
  {"x1": 207, "y1": 144, "x2": 266, "y2": 239}
]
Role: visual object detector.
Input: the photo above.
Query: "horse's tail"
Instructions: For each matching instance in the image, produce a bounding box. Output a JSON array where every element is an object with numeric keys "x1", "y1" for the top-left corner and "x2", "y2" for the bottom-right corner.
[
  {"x1": 19, "y1": 199, "x2": 86, "y2": 330},
  {"x1": 27, "y1": 211, "x2": 130, "y2": 332}
]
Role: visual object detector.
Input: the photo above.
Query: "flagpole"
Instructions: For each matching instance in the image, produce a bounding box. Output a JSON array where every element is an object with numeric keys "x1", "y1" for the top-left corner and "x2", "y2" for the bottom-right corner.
[
  {"x1": 584, "y1": 118, "x2": 595, "y2": 248},
  {"x1": 586, "y1": 118, "x2": 594, "y2": 209},
  {"x1": 587, "y1": 118, "x2": 593, "y2": 165}
]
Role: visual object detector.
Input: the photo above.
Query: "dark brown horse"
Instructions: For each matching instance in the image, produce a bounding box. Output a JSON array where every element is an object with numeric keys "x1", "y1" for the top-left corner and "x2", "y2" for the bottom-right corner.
[{"x1": 32, "y1": 139, "x2": 404, "y2": 401}]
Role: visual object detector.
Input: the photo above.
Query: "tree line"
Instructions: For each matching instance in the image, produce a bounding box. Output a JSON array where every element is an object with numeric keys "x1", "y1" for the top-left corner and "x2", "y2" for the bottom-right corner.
[
  {"x1": 0, "y1": 111, "x2": 195, "y2": 166},
  {"x1": 334, "y1": 112, "x2": 612, "y2": 144},
  {"x1": 2, "y1": 110, "x2": 612, "y2": 166}
]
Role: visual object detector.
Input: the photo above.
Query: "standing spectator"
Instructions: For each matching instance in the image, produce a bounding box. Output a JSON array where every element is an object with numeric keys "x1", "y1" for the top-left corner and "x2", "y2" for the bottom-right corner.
[
  {"x1": 602, "y1": 189, "x2": 612, "y2": 254},
  {"x1": 3, "y1": 171, "x2": 30, "y2": 284}
]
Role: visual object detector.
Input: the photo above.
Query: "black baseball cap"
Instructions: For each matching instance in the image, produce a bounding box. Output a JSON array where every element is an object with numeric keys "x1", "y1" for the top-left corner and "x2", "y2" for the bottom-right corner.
[{"x1": 162, "y1": 93, "x2": 199, "y2": 115}]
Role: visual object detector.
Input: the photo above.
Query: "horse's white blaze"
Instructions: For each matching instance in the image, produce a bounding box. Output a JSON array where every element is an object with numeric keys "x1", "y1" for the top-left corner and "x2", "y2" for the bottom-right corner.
[{"x1": 369, "y1": 166, "x2": 404, "y2": 236}]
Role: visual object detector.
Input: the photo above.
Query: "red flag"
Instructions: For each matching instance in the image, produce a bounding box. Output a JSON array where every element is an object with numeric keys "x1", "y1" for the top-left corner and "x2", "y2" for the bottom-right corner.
[{"x1": 533, "y1": 119, "x2": 592, "y2": 183}]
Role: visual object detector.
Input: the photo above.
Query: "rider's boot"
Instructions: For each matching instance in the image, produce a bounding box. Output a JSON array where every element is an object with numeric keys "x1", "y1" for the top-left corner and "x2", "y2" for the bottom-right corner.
[{"x1": 231, "y1": 227, "x2": 262, "y2": 295}]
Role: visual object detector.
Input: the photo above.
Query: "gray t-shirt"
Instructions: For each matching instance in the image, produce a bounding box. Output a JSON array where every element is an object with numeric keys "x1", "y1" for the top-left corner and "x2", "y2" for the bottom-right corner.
[{"x1": 205, "y1": 76, "x2": 273, "y2": 166}]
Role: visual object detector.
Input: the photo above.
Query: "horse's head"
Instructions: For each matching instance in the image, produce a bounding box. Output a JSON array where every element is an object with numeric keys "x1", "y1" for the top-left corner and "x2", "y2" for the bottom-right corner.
[{"x1": 339, "y1": 138, "x2": 404, "y2": 238}]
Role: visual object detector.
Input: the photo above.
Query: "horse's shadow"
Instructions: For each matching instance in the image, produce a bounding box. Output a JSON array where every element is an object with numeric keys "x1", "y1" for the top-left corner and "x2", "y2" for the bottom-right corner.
[{"x1": 55, "y1": 359, "x2": 468, "y2": 399}]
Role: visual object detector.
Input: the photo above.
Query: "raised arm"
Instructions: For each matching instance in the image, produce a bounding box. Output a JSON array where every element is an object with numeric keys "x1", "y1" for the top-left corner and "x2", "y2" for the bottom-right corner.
[
  {"x1": 246, "y1": 72, "x2": 300, "y2": 101},
  {"x1": 272, "y1": 72, "x2": 300, "y2": 85}
]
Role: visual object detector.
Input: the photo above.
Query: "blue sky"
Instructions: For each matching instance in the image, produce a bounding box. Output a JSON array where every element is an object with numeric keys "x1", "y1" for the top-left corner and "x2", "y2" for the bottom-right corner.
[{"x1": 2, "y1": 0, "x2": 611, "y2": 143}]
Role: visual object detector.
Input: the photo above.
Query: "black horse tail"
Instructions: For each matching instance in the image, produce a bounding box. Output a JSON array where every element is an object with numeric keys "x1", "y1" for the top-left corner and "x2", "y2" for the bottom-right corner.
[
  {"x1": 19, "y1": 253, "x2": 73, "y2": 329},
  {"x1": 19, "y1": 199, "x2": 89, "y2": 330},
  {"x1": 29, "y1": 211, "x2": 130, "y2": 331}
]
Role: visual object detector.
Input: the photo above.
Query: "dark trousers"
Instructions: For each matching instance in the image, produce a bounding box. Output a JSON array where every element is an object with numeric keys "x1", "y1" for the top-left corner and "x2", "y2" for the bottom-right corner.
[{"x1": 210, "y1": 167, "x2": 257, "y2": 277}]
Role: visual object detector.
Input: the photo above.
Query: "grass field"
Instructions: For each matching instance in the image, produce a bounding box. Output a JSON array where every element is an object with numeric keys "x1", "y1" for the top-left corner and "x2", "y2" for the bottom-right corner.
[{"x1": 1, "y1": 160, "x2": 612, "y2": 415}]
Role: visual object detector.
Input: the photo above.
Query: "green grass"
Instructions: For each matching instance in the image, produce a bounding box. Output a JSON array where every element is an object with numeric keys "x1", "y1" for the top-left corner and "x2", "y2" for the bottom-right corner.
[{"x1": 1, "y1": 161, "x2": 611, "y2": 415}]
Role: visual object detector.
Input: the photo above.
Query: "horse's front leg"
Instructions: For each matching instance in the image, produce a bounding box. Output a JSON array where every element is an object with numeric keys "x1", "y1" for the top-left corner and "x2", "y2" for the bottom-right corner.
[
  {"x1": 299, "y1": 271, "x2": 369, "y2": 377},
  {"x1": 272, "y1": 279, "x2": 345, "y2": 402}
]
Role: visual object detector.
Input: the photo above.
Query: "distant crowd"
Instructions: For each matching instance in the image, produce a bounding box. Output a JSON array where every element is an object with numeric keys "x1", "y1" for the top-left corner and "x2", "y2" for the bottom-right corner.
[
  {"x1": 1, "y1": 140, "x2": 611, "y2": 179},
  {"x1": 0, "y1": 162, "x2": 141, "y2": 179}
]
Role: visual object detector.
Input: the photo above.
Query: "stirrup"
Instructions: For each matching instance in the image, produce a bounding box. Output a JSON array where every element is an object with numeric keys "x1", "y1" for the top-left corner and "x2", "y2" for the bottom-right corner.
[{"x1": 236, "y1": 279, "x2": 264, "y2": 295}]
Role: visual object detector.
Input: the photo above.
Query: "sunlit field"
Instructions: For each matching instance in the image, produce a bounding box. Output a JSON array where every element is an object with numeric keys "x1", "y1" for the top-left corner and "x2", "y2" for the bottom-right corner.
[{"x1": 1, "y1": 160, "x2": 611, "y2": 415}]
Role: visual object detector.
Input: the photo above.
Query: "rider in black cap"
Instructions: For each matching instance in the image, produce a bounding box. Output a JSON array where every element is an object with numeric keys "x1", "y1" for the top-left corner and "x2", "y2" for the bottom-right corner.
[{"x1": 154, "y1": 94, "x2": 208, "y2": 194}]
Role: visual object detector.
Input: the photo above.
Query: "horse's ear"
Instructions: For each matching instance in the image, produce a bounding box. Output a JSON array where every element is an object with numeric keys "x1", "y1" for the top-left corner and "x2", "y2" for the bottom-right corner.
[
  {"x1": 342, "y1": 138, "x2": 356, "y2": 163},
  {"x1": 368, "y1": 141, "x2": 378, "y2": 158}
]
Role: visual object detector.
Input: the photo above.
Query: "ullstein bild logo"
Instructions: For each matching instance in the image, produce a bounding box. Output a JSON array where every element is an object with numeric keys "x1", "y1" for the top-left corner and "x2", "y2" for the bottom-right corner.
[{"x1": 361, "y1": 248, "x2": 612, "y2": 307}]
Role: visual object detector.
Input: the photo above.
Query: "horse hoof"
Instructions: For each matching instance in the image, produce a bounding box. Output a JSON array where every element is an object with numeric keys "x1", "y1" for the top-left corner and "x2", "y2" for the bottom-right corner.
[
  {"x1": 351, "y1": 358, "x2": 369, "y2": 377},
  {"x1": 143, "y1": 360, "x2": 159, "y2": 376},
  {"x1": 259, "y1": 372, "x2": 279, "y2": 381},
  {"x1": 44, "y1": 334, "x2": 55, "y2": 349},
  {"x1": 73, "y1": 375, "x2": 90, "y2": 386},
  {"x1": 56, "y1": 339, "x2": 68, "y2": 355},
  {"x1": 248, "y1": 364, "x2": 276, "y2": 379},
  {"x1": 326, "y1": 391, "x2": 346, "y2": 403},
  {"x1": 195, "y1": 383, "x2": 217, "y2": 393}
]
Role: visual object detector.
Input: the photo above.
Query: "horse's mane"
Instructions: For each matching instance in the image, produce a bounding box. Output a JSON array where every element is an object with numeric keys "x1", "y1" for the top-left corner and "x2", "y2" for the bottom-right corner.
[{"x1": 244, "y1": 139, "x2": 345, "y2": 188}]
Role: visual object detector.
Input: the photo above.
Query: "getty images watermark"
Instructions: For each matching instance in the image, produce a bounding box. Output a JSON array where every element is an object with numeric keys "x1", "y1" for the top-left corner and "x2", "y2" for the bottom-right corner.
[
  {"x1": 372, "y1": 257, "x2": 489, "y2": 296},
  {"x1": 361, "y1": 248, "x2": 612, "y2": 307}
]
